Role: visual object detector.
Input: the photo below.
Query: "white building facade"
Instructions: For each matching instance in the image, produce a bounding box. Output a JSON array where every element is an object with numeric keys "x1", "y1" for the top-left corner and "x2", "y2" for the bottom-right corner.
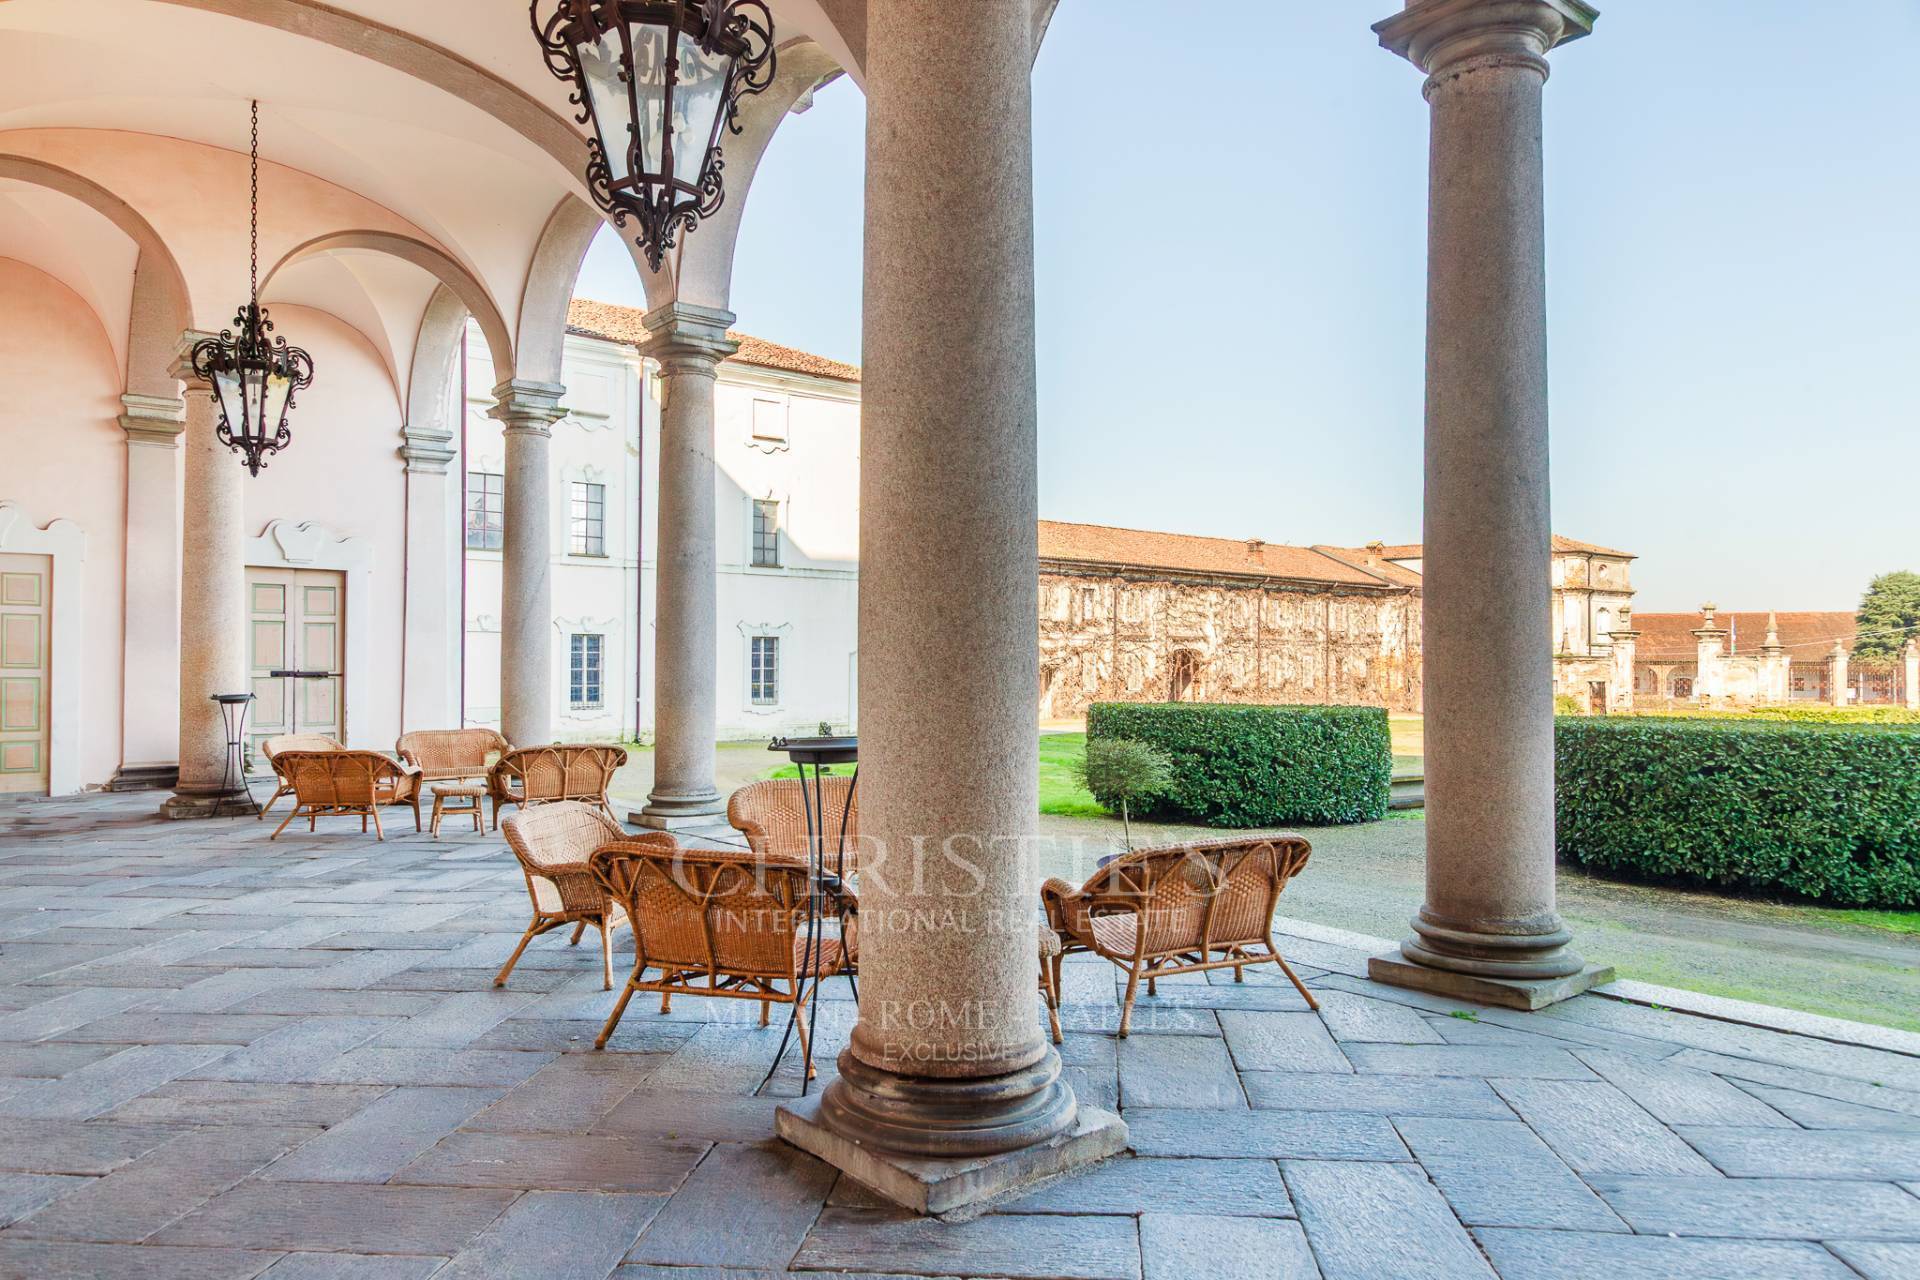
[{"x1": 461, "y1": 301, "x2": 861, "y2": 745}]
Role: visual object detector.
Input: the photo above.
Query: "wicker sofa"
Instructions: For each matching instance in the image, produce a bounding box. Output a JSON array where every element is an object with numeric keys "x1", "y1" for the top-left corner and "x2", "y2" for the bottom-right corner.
[
  {"x1": 397, "y1": 727, "x2": 510, "y2": 786},
  {"x1": 486, "y1": 743, "x2": 628, "y2": 831},
  {"x1": 268, "y1": 749, "x2": 422, "y2": 841},
  {"x1": 1042, "y1": 834, "x2": 1317, "y2": 1035}
]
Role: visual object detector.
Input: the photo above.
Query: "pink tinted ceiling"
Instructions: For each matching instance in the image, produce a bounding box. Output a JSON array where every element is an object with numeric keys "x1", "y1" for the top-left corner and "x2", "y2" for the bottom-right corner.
[{"x1": 0, "y1": 179, "x2": 137, "y2": 374}]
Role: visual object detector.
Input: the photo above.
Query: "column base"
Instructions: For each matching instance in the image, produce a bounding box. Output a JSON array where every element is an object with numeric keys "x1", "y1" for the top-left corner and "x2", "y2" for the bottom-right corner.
[
  {"x1": 777, "y1": 1094, "x2": 1127, "y2": 1221},
  {"x1": 1369, "y1": 950, "x2": 1614, "y2": 1011},
  {"x1": 159, "y1": 788, "x2": 258, "y2": 820},
  {"x1": 107, "y1": 763, "x2": 179, "y2": 792},
  {"x1": 631, "y1": 790, "x2": 726, "y2": 830}
]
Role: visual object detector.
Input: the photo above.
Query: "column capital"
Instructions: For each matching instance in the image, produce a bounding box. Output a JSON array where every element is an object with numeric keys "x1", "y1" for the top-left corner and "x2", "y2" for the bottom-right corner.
[
  {"x1": 641, "y1": 301, "x2": 739, "y2": 370},
  {"x1": 119, "y1": 392, "x2": 186, "y2": 446},
  {"x1": 168, "y1": 329, "x2": 218, "y2": 386},
  {"x1": 488, "y1": 379, "x2": 566, "y2": 438},
  {"x1": 1374, "y1": 0, "x2": 1595, "y2": 80},
  {"x1": 398, "y1": 427, "x2": 457, "y2": 474}
]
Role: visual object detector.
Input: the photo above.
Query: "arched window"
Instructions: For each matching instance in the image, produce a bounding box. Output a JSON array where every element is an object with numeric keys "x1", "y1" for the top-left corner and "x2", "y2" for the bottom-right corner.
[
  {"x1": 1169, "y1": 650, "x2": 1201, "y2": 702},
  {"x1": 1595, "y1": 607, "x2": 1612, "y2": 637}
]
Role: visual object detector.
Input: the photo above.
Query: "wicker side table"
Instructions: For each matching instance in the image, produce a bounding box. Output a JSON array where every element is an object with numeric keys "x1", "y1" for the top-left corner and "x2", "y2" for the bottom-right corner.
[{"x1": 431, "y1": 783, "x2": 485, "y2": 836}]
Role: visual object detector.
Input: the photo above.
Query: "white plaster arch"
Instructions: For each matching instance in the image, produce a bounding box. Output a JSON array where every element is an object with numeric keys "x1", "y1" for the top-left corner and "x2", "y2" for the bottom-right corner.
[
  {"x1": 514, "y1": 197, "x2": 609, "y2": 386},
  {"x1": 247, "y1": 519, "x2": 373, "y2": 748},
  {"x1": 264, "y1": 229, "x2": 514, "y2": 378},
  {"x1": 671, "y1": 38, "x2": 843, "y2": 312},
  {"x1": 0, "y1": 153, "x2": 191, "y2": 399},
  {"x1": 141, "y1": 0, "x2": 589, "y2": 183},
  {"x1": 400, "y1": 283, "x2": 468, "y2": 467},
  {"x1": 0, "y1": 502, "x2": 86, "y2": 795}
]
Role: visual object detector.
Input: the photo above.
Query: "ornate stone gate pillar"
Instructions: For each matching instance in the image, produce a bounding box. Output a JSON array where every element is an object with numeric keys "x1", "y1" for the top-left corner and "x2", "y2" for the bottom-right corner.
[
  {"x1": 635, "y1": 303, "x2": 733, "y2": 830},
  {"x1": 1368, "y1": 0, "x2": 1611, "y2": 1008},
  {"x1": 493, "y1": 380, "x2": 566, "y2": 747},
  {"x1": 775, "y1": 0, "x2": 1125, "y2": 1215},
  {"x1": 161, "y1": 337, "x2": 252, "y2": 818}
]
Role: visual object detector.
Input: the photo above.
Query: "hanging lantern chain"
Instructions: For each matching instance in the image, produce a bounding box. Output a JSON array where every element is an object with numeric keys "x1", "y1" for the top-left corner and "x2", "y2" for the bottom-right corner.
[{"x1": 249, "y1": 97, "x2": 260, "y2": 307}]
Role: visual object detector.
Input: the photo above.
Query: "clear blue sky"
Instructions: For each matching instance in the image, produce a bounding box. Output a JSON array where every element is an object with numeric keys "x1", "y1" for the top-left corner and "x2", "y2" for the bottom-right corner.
[{"x1": 576, "y1": 0, "x2": 1920, "y2": 612}]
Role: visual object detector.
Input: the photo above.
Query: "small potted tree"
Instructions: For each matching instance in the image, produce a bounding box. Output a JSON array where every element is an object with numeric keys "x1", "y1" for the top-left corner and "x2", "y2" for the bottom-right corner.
[{"x1": 1075, "y1": 737, "x2": 1173, "y2": 852}]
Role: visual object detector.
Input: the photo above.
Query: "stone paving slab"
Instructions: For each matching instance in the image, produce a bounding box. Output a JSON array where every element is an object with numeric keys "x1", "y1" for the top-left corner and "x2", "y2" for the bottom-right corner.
[
  {"x1": 1283, "y1": 1159, "x2": 1495, "y2": 1279},
  {"x1": 150, "y1": 1180, "x2": 519, "y2": 1255},
  {"x1": 1394, "y1": 1117, "x2": 1626, "y2": 1233},
  {"x1": 1676, "y1": 1124, "x2": 1920, "y2": 1180},
  {"x1": 1123, "y1": 1107, "x2": 1406, "y2": 1161},
  {"x1": 794, "y1": 1207, "x2": 1142, "y2": 1280},
  {"x1": 1474, "y1": 1227, "x2": 1859, "y2": 1279},
  {"x1": 627, "y1": 1140, "x2": 834, "y2": 1268},
  {"x1": 8, "y1": 793, "x2": 1920, "y2": 1278},
  {"x1": 1138, "y1": 1213, "x2": 1320, "y2": 1280},
  {"x1": 1587, "y1": 1174, "x2": 1920, "y2": 1239}
]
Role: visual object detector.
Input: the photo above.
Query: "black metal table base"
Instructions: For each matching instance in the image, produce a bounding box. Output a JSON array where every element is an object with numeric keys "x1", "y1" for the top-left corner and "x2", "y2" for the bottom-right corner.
[{"x1": 761, "y1": 735, "x2": 858, "y2": 1094}]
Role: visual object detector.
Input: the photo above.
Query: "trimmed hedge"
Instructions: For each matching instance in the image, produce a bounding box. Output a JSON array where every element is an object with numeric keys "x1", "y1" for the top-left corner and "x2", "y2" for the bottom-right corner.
[
  {"x1": 1086, "y1": 702, "x2": 1391, "y2": 827},
  {"x1": 1556, "y1": 717, "x2": 1920, "y2": 906},
  {"x1": 1625, "y1": 706, "x2": 1920, "y2": 726}
]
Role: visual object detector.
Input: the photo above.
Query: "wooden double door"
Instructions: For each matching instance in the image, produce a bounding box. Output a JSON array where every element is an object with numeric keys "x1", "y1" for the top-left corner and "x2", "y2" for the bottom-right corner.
[
  {"x1": 247, "y1": 567, "x2": 346, "y2": 757},
  {"x1": 0, "y1": 553, "x2": 50, "y2": 794}
]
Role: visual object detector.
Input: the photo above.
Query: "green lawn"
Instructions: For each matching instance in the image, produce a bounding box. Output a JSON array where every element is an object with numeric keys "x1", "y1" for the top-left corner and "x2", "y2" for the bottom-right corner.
[{"x1": 1039, "y1": 732, "x2": 1104, "y2": 817}]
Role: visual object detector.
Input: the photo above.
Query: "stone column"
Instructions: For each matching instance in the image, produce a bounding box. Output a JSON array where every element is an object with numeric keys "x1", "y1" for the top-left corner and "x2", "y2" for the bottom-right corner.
[
  {"x1": 400, "y1": 419, "x2": 460, "y2": 733},
  {"x1": 491, "y1": 380, "x2": 565, "y2": 747},
  {"x1": 161, "y1": 338, "x2": 253, "y2": 818},
  {"x1": 1904, "y1": 639, "x2": 1919, "y2": 711},
  {"x1": 1368, "y1": 0, "x2": 1609, "y2": 1009},
  {"x1": 635, "y1": 303, "x2": 733, "y2": 830},
  {"x1": 1829, "y1": 640, "x2": 1850, "y2": 707},
  {"x1": 110, "y1": 392, "x2": 185, "y2": 791},
  {"x1": 1760, "y1": 612, "x2": 1789, "y2": 705},
  {"x1": 775, "y1": 0, "x2": 1125, "y2": 1216},
  {"x1": 1693, "y1": 604, "x2": 1727, "y2": 704},
  {"x1": 1607, "y1": 609, "x2": 1636, "y2": 712}
]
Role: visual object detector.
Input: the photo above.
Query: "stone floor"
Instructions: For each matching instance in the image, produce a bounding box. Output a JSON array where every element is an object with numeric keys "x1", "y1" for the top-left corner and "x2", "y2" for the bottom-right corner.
[{"x1": 1, "y1": 791, "x2": 1917, "y2": 1279}]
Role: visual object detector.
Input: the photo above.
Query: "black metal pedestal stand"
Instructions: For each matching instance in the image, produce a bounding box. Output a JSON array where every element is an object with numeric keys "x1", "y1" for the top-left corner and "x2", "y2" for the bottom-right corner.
[
  {"x1": 212, "y1": 693, "x2": 262, "y2": 816},
  {"x1": 762, "y1": 735, "x2": 857, "y2": 1094}
]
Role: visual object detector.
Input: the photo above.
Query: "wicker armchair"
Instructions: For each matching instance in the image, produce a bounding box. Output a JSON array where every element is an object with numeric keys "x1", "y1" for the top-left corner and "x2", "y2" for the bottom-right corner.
[
  {"x1": 496, "y1": 801, "x2": 631, "y2": 991},
  {"x1": 397, "y1": 727, "x2": 510, "y2": 786},
  {"x1": 258, "y1": 733, "x2": 345, "y2": 820},
  {"x1": 486, "y1": 743, "x2": 627, "y2": 831},
  {"x1": 268, "y1": 749, "x2": 422, "y2": 842},
  {"x1": 588, "y1": 839, "x2": 856, "y2": 1073},
  {"x1": 1041, "y1": 835, "x2": 1317, "y2": 1036},
  {"x1": 727, "y1": 776, "x2": 860, "y2": 879}
]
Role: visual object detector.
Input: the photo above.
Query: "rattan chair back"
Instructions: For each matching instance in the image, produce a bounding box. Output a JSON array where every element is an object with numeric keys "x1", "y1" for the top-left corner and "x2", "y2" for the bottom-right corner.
[
  {"x1": 277, "y1": 749, "x2": 402, "y2": 808},
  {"x1": 727, "y1": 776, "x2": 859, "y2": 875},
  {"x1": 591, "y1": 842, "x2": 813, "y2": 978},
  {"x1": 502, "y1": 801, "x2": 627, "y2": 916},
  {"x1": 1077, "y1": 836, "x2": 1310, "y2": 955}
]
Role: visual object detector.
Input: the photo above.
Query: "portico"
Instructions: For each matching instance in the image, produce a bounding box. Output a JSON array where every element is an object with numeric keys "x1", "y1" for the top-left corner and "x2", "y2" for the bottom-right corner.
[{"x1": 2, "y1": 0, "x2": 1616, "y2": 1226}]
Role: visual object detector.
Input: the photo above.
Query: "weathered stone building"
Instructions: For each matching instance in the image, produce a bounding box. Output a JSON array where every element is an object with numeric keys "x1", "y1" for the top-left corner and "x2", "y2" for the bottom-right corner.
[
  {"x1": 1037, "y1": 522, "x2": 1425, "y2": 718},
  {"x1": 1627, "y1": 607, "x2": 1917, "y2": 709},
  {"x1": 1036, "y1": 524, "x2": 1652, "y2": 720}
]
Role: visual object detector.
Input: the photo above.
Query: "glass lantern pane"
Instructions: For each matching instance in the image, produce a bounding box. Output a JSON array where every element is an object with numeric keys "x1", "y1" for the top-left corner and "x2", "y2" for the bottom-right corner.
[
  {"x1": 212, "y1": 367, "x2": 245, "y2": 439},
  {"x1": 581, "y1": 29, "x2": 641, "y2": 187},
  {"x1": 242, "y1": 365, "x2": 269, "y2": 442},
  {"x1": 264, "y1": 367, "x2": 293, "y2": 436},
  {"x1": 671, "y1": 29, "x2": 730, "y2": 189}
]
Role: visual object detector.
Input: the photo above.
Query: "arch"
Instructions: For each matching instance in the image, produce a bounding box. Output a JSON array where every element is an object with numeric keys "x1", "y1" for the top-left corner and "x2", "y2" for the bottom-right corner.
[
  {"x1": 404, "y1": 284, "x2": 470, "y2": 451},
  {"x1": 147, "y1": 0, "x2": 587, "y2": 183},
  {"x1": 0, "y1": 153, "x2": 192, "y2": 399},
  {"x1": 263, "y1": 230, "x2": 514, "y2": 376},
  {"x1": 514, "y1": 197, "x2": 608, "y2": 387},
  {"x1": 672, "y1": 38, "x2": 843, "y2": 311}
]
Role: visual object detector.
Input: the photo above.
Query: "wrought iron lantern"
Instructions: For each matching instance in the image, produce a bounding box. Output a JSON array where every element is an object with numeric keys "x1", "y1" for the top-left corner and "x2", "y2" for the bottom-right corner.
[
  {"x1": 532, "y1": 1, "x2": 776, "y2": 270},
  {"x1": 191, "y1": 100, "x2": 313, "y2": 476}
]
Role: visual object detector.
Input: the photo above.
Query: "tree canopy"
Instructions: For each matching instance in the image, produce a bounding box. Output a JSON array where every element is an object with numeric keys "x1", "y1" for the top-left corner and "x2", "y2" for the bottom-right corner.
[{"x1": 1855, "y1": 570, "x2": 1920, "y2": 662}]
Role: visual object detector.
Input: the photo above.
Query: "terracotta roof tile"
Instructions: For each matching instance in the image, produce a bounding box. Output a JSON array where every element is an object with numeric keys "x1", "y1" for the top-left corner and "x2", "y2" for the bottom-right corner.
[
  {"x1": 567, "y1": 297, "x2": 861, "y2": 383},
  {"x1": 1039, "y1": 521, "x2": 1401, "y2": 589},
  {"x1": 1629, "y1": 611, "x2": 1858, "y2": 663}
]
